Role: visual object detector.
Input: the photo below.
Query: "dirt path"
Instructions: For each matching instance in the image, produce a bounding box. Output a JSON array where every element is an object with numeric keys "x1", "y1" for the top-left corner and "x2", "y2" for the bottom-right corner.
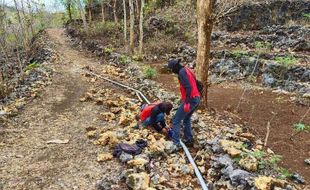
[{"x1": 0, "y1": 29, "x2": 123, "y2": 190}]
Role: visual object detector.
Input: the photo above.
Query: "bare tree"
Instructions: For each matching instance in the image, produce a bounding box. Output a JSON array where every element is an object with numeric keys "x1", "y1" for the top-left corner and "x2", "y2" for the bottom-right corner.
[
  {"x1": 134, "y1": 0, "x2": 139, "y2": 20},
  {"x1": 138, "y1": 0, "x2": 144, "y2": 55},
  {"x1": 77, "y1": 0, "x2": 88, "y2": 30},
  {"x1": 129, "y1": 0, "x2": 134, "y2": 54},
  {"x1": 101, "y1": 0, "x2": 105, "y2": 23},
  {"x1": 13, "y1": 0, "x2": 28, "y2": 51},
  {"x1": 26, "y1": 0, "x2": 35, "y2": 36},
  {"x1": 113, "y1": 0, "x2": 118, "y2": 23},
  {"x1": 88, "y1": 0, "x2": 92, "y2": 22},
  {"x1": 123, "y1": 0, "x2": 127, "y2": 43}
]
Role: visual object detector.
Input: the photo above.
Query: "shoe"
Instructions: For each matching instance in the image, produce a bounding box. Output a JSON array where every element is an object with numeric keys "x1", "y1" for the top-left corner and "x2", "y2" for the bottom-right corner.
[
  {"x1": 171, "y1": 143, "x2": 182, "y2": 153},
  {"x1": 183, "y1": 139, "x2": 194, "y2": 148}
]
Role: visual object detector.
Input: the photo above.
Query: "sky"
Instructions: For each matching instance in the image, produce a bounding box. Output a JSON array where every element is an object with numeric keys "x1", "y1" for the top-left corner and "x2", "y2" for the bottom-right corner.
[{"x1": 3, "y1": 0, "x2": 65, "y2": 12}]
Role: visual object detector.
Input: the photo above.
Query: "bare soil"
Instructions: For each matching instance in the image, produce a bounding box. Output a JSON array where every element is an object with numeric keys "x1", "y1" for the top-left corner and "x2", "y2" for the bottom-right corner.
[
  {"x1": 154, "y1": 67, "x2": 310, "y2": 183},
  {"x1": 0, "y1": 29, "x2": 124, "y2": 190}
]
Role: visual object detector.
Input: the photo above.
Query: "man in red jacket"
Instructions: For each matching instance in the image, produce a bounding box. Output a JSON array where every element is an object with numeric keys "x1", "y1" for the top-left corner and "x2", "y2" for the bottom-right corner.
[{"x1": 167, "y1": 59, "x2": 201, "y2": 148}]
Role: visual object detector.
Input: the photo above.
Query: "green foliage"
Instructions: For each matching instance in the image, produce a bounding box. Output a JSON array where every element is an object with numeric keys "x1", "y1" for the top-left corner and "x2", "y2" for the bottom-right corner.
[
  {"x1": 119, "y1": 55, "x2": 131, "y2": 65},
  {"x1": 89, "y1": 21, "x2": 122, "y2": 37},
  {"x1": 132, "y1": 54, "x2": 143, "y2": 61},
  {"x1": 269, "y1": 154, "x2": 282, "y2": 167},
  {"x1": 25, "y1": 62, "x2": 40, "y2": 71},
  {"x1": 258, "y1": 160, "x2": 266, "y2": 169},
  {"x1": 104, "y1": 47, "x2": 114, "y2": 54},
  {"x1": 293, "y1": 123, "x2": 310, "y2": 132},
  {"x1": 144, "y1": 67, "x2": 157, "y2": 79},
  {"x1": 233, "y1": 156, "x2": 242, "y2": 163},
  {"x1": 232, "y1": 48, "x2": 248, "y2": 58},
  {"x1": 250, "y1": 150, "x2": 266, "y2": 159},
  {"x1": 278, "y1": 168, "x2": 292, "y2": 179},
  {"x1": 303, "y1": 13, "x2": 310, "y2": 19},
  {"x1": 275, "y1": 56, "x2": 297, "y2": 67},
  {"x1": 254, "y1": 41, "x2": 271, "y2": 50}
]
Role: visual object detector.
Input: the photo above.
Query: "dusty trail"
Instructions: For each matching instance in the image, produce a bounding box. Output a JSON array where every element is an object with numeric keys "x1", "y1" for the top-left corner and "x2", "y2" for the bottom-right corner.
[{"x1": 0, "y1": 29, "x2": 122, "y2": 190}]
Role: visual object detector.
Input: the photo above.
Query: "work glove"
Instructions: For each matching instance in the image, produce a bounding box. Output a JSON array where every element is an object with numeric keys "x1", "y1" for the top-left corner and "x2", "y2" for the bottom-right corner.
[{"x1": 184, "y1": 103, "x2": 190, "y2": 113}]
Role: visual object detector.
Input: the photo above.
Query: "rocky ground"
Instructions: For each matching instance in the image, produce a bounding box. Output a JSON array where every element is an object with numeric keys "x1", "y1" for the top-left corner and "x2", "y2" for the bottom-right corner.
[
  {"x1": 64, "y1": 27, "x2": 309, "y2": 189},
  {"x1": 0, "y1": 27, "x2": 308, "y2": 190}
]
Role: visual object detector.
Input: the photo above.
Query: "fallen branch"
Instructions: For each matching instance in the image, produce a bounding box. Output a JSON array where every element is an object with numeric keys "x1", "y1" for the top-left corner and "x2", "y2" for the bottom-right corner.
[
  {"x1": 264, "y1": 122, "x2": 270, "y2": 147},
  {"x1": 264, "y1": 112, "x2": 276, "y2": 147}
]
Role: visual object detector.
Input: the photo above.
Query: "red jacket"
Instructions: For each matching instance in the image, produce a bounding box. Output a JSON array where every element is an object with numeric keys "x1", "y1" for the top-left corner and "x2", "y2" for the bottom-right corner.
[
  {"x1": 179, "y1": 68, "x2": 200, "y2": 102},
  {"x1": 140, "y1": 103, "x2": 158, "y2": 122}
]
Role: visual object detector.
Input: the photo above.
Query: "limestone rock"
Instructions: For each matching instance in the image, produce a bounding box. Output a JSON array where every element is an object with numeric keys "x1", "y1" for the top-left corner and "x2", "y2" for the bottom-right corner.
[
  {"x1": 97, "y1": 153, "x2": 113, "y2": 162},
  {"x1": 239, "y1": 156, "x2": 258, "y2": 172},
  {"x1": 100, "y1": 112, "x2": 116, "y2": 121},
  {"x1": 254, "y1": 176, "x2": 286, "y2": 190},
  {"x1": 94, "y1": 132, "x2": 119, "y2": 146},
  {"x1": 227, "y1": 147, "x2": 242, "y2": 157},
  {"x1": 220, "y1": 140, "x2": 243, "y2": 157},
  {"x1": 126, "y1": 172, "x2": 150, "y2": 190},
  {"x1": 127, "y1": 158, "x2": 148, "y2": 169}
]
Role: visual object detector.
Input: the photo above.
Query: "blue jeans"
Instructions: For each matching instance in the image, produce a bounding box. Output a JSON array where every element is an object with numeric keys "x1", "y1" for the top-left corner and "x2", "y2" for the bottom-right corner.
[
  {"x1": 142, "y1": 113, "x2": 165, "y2": 127},
  {"x1": 171, "y1": 97, "x2": 200, "y2": 145}
]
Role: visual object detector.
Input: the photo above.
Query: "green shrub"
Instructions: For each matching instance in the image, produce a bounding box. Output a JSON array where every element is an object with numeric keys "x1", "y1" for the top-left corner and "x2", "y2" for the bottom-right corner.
[
  {"x1": 119, "y1": 55, "x2": 131, "y2": 65},
  {"x1": 303, "y1": 13, "x2": 310, "y2": 19},
  {"x1": 144, "y1": 67, "x2": 157, "y2": 79},
  {"x1": 104, "y1": 47, "x2": 114, "y2": 54},
  {"x1": 278, "y1": 168, "x2": 292, "y2": 179},
  {"x1": 232, "y1": 48, "x2": 248, "y2": 58},
  {"x1": 269, "y1": 154, "x2": 282, "y2": 167},
  {"x1": 90, "y1": 21, "x2": 121, "y2": 37},
  {"x1": 275, "y1": 56, "x2": 297, "y2": 67},
  {"x1": 254, "y1": 41, "x2": 271, "y2": 50},
  {"x1": 293, "y1": 123, "x2": 310, "y2": 132},
  {"x1": 132, "y1": 54, "x2": 143, "y2": 61},
  {"x1": 25, "y1": 62, "x2": 40, "y2": 71}
]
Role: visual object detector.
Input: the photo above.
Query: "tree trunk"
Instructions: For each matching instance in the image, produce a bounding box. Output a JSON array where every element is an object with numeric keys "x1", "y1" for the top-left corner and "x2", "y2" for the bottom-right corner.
[
  {"x1": 113, "y1": 0, "x2": 118, "y2": 23},
  {"x1": 77, "y1": 0, "x2": 88, "y2": 30},
  {"x1": 129, "y1": 0, "x2": 135, "y2": 54},
  {"x1": 101, "y1": 0, "x2": 105, "y2": 23},
  {"x1": 26, "y1": 0, "x2": 35, "y2": 36},
  {"x1": 123, "y1": 0, "x2": 127, "y2": 43},
  {"x1": 67, "y1": 0, "x2": 73, "y2": 21},
  {"x1": 138, "y1": 0, "x2": 144, "y2": 55},
  {"x1": 135, "y1": 0, "x2": 139, "y2": 20},
  {"x1": 88, "y1": 0, "x2": 92, "y2": 22},
  {"x1": 196, "y1": 0, "x2": 214, "y2": 106},
  {"x1": 13, "y1": 0, "x2": 27, "y2": 51}
]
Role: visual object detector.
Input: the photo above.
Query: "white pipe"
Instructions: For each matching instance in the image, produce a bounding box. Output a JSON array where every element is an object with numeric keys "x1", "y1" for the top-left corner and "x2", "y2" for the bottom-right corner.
[{"x1": 83, "y1": 70, "x2": 208, "y2": 190}]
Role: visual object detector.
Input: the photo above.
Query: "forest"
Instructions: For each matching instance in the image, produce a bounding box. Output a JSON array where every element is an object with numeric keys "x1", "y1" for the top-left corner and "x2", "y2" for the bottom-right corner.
[{"x1": 0, "y1": 0, "x2": 309, "y2": 190}]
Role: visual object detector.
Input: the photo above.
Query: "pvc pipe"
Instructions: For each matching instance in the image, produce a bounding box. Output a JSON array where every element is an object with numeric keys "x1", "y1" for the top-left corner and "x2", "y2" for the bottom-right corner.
[{"x1": 83, "y1": 70, "x2": 208, "y2": 190}]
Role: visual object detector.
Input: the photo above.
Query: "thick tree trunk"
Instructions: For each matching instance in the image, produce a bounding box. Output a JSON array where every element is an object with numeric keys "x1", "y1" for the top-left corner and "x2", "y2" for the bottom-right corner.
[
  {"x1": 77, "y1": 0, "x2": 88, "y2": 30},
  {"x1": 123, "y1": 0, "x2": 127, "y2": 43},
  {"x1": 196, "y1": 0, "x2": 214, "y2": 106},
  {"x1": 129, "y1": 0, "x2": 135, "y2": 54},
  {"x1": 113, "y1": 0, "x2": 118, "y2": 23},
  {"x1": 101, "y1": 0, "x2": 105, "y2": 23},
  {"x1": 138, "y1": 0, "x2": 144, "y2": 55}
]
